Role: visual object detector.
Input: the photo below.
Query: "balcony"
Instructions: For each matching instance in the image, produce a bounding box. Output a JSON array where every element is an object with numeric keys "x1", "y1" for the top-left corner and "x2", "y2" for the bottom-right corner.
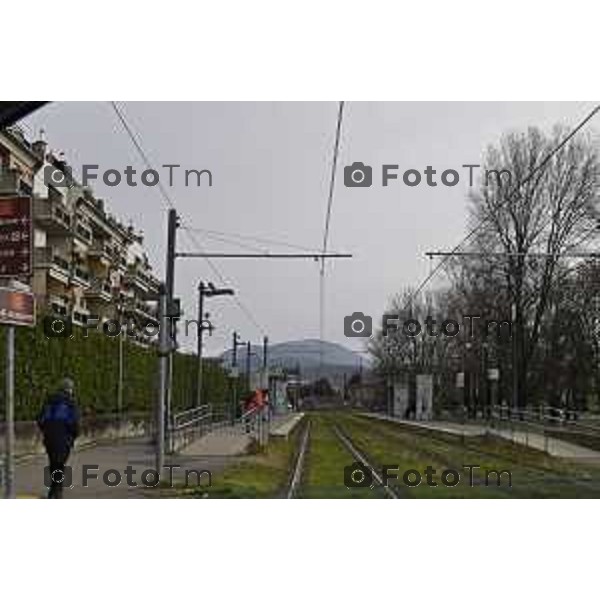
[
  {"x1": 71, "y1": 265, "x2": 91, "y2": 288},
  {"x1": 72, "y1": 308, "x2": 90, "y2": 326},
  {"x1": 124, "y1": 263, "x2": 160, "y2": 295},
  {"x1": 48, "y1": 294, "x2": 69, "y2": 316},
  {"x1": 84, "y1": 280, "x2": 113, "y2": 303},
  {"x1": 74, "y1": 222, "x2": 93, "y2": 246},
  {"x1": 88, "y1": 240, "x2": 112, "y2": 262},
  {"x1": 88, "y1": 241, "x2": 118, "y2": 273},
  {"x1": 34, "y1": 248, "x2": 71, "y2": 284},
  {"x1": 0, "y1": 167, "x2": 20, "y2": 195},
  {"x1": 124, "y1": 298, "x2": 159, "y2": 324},
  {"x1": 33, "y1": 198, "x2": 72, "y2": 234}
]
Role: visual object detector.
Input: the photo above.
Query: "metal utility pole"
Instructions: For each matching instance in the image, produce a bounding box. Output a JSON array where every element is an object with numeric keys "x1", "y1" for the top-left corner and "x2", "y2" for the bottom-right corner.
[
  {"x1": 231, "y1": 331, "x2": 244, "y2": 422},
  {"x1": 166, "y1": 209, "x2": 178, "y2": 317},
  {"x1": 262, "y1": 336, "x2": 268, "y2": 371},
  {"x1": 165, "y1": 209, "x2": 179, "y2": 446},
  {"x1": 116, "y1": 304, "x2": 124, "y2": 421},
  {"x1": 261, "y1": 335, "x2": 269, "y2": 391},
  {"x1": 196, "y1": 281, "x2": 207, "y2": 408},
  {"x1": 246, "y1": 341, "x2": 253, "y2": 391},
  {"x1": 511, "y1": 302, "x2": 519, "y2": 417},
  {"x1": 196, "y1": 281, "x2": 234, "y2": 407},
  {"x1": 4, "y1": 325, "x2": 15, "y2": 499},
  {"x1": 156, "y1": 285, "x2": 168, "y2": 474}
]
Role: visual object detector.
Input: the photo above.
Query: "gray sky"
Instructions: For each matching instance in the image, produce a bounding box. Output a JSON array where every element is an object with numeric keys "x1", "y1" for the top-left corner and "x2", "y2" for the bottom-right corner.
[{"x1": 22, "y1": 101, "x2": 598, "y2": 356}]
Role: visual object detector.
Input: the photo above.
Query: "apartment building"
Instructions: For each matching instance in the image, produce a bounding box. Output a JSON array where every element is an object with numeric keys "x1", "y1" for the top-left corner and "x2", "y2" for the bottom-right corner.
[{"x1": 0, "y1": 126, "x2": 160, "y2": 342}]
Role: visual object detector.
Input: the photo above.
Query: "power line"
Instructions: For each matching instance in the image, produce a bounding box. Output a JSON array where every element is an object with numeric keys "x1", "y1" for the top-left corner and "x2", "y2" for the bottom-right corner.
[
  {"x1": 110, "y1": 101, "x2": 174, "y2": 213},
  {"x1": 108, "y1": 101, "x2": 266, "y2": 336},
  {"x1": 176, "y1": 252, "x2": 352, "y2": 259},
  {"x1": 180, "y1": 225, "x2": 323, "y2": 253},
  {"x1": 319, "y1": 101, "x2": 345, "y2": 379},
  {"x1": 321, "y1": 101, "x2": 345, "y2": 275},
  {"x1": 184, "y1": 229, "x2": 270, "y2": 253}
]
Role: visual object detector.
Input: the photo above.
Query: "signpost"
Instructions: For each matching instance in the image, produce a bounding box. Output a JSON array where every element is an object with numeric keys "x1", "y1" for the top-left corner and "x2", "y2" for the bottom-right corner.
[
  {"x1": 0, "y1": 196, "x2": 32, "y2": 277},
  {"x1": 0, "y1": 196, "x2": 34, "y2": 498},
  {"x1": 0, "y1": 287, "x2": 35, "y2": 327},
  {"x1": 0, "y1": 287, "x2": 35, "y2": 499}
]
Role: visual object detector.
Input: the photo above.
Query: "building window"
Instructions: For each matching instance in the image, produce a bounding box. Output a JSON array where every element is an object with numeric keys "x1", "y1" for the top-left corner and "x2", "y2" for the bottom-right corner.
[
  {"x1": 19, "y1": 181, "x2": 32, "y2": 197},
  {"x1": 73, "y1": 311, "x2": 87, "y2": 324},
  {"x1": 51, "y1": 303, "x2": 67, "y2": 316}
]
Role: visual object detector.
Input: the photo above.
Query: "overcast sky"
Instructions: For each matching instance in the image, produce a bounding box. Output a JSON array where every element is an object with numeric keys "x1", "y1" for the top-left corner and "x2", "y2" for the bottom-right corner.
[{"x1": 22, "y1": 101, "x2": 598, "y2": 356}]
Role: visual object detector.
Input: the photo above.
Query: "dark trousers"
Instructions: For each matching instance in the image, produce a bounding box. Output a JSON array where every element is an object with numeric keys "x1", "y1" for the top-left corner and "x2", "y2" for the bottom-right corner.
[{"x1": 46, "y1": 446, "x2": 71, "y2": 499}]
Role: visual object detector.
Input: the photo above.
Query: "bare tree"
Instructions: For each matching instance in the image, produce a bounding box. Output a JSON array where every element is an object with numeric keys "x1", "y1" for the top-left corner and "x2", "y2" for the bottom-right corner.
[{"x1": 468, "y1": 126, "x2": 600, "y2": 408}]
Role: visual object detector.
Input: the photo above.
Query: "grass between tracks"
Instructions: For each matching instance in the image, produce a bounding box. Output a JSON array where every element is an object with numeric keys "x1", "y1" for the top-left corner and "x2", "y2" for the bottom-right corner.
[
  {"x1": 170, "y1": 411, "x2": 600, "y2": 499},
  {"x1": 175, "y1": 431, "x2": 301, "y2": 499},
  {"x1": 340, "y1": 413, "x2": 600, "y2": 498},
  {"x1": 299, "y1": 414, "x2": 383, "y2": 498}
]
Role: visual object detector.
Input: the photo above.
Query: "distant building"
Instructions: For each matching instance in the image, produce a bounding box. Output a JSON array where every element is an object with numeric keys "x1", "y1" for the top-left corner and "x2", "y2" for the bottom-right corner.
[{"x1": 0, "y1": 126, "x2": 160, "y2": 342}]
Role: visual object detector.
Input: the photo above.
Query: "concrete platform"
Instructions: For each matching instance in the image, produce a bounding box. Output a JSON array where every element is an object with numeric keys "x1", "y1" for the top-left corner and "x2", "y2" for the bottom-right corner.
[
  {"x1": 362, "y1": 413, "x2": 487, "y2": 437},
  {"x1": 178, "y1": 425, "x2": 253, "y2": 457},
  {"x1": 493, "y1": 428, "x2": 600, "y2": 459},
  {"x1": 177, "y1": 414, "x2": 301, "y2": 457},
  {"x1": 270, "y1": 413, "x2": 304, "y2": 438},
  {"x1": 361, "y1": 413, "x2": 600, "y2": 460}
]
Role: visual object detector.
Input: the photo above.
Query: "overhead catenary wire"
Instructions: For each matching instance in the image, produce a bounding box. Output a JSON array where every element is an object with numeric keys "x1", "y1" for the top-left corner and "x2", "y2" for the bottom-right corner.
[
  {"x1": 321, "y1": 101, "x2": 345, "y2": 275},
  {"x1": 180, "y1": 225, "x2": 325, "y2": 253},
  {"x1": 319, "y1": 101, "x2": 345, "y2": 379},
  {"x1": 109, "y1": 101, "x2": 266, "y2": 336}
]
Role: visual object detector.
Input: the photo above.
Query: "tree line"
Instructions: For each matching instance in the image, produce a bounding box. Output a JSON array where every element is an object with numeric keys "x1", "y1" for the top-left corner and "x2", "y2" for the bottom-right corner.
[{"x1": 369, "y1": 125, "x2": 600, "y2": 416}]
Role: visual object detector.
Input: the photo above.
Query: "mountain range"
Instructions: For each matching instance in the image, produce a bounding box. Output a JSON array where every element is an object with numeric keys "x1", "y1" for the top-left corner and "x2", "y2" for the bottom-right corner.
[{"x1": 221, "y1": 338, "x2": 368, "y2": 380}]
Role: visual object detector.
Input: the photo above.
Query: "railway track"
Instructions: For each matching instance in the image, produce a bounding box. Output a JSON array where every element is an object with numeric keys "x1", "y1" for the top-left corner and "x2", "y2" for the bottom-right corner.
[
  {"x1": 331, "y1": 423, "x2": 401, "y2": 498},
  {"x1": 283, "y1": 416, "x2": 401, "y2": 498},
  {"x1": 349, "y1": 414, "x2": 600, "y2": 496},
  {"x1": 284, "y1": 419, "x2": 311, "y2": 498},
  {"x1": 281, "y1": 412, "x2": 598, "y2": 498}
]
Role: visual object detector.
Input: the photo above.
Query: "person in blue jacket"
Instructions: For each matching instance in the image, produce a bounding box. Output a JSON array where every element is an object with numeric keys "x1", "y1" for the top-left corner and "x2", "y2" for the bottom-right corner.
[{"x1": 37, "y1": 378, "x2": 80, "y2": 499}]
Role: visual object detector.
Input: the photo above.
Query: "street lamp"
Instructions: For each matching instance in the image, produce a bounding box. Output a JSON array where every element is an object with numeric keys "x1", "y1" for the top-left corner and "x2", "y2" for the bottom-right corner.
[
  {"x1": 230, "y1": 331, "x2": 246, "y2": 422},
  {"x1": 245, "y1": 341, "x2": 259, "y2": 392},
  {"x1": 195, "y1": 281, "x2": 235, "y2": 407},
  {"x1": 115, "y1": 300, "x2": 125, "y2": 421}
]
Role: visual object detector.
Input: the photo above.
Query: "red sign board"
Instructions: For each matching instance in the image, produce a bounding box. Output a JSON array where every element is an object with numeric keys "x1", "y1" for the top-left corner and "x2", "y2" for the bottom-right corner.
[
  {"x1": 0, "y1": 287, "x2": 35, "y2": 326},
  {"x1": 0, "y1": 196, "x2": 32, "y2": 277}
]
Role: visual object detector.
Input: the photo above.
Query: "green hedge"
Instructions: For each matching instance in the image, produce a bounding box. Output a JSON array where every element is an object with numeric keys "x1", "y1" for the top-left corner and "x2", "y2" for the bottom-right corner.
[{"x1": 0, "y1": 318, "x2": 243, "y2": 421}]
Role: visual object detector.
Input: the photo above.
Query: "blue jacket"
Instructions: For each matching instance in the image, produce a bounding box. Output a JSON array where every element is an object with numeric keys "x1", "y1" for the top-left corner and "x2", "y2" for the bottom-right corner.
[{"x1": 37, "y1": 392, "x2": 80, "y2": 451}]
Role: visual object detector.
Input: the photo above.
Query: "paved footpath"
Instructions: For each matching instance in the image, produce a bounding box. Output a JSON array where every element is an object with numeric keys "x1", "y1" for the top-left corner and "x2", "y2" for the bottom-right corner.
[
  {"x1": 179, "y1": 413, "x2": 301, "y2": 457},
  {"x1": 363, "y1": 413, "x2": 488, "y2": 437},
  {"x1": 11, "y1": 412, "x2": 304, "y2": 498},
  {"x1": 12, "y1": 437, "x2": 239, "y2": 499},
  {"x1": 362, "y1": 413, "x2": 600, "y2": 460}
]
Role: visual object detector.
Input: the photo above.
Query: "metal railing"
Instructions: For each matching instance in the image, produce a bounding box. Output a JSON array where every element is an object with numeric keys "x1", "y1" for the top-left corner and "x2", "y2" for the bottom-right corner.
[
  {"x1": 166, "y1": 403, "x2": 272, "y2": 453},
  {"x1": 171, "y1": 405, "x2": 212, "y2": 432},
  {"x1": 168, "y1": 405, "x2": 213, "y2": 453},
  {"x1": 443, "y1": 404, "x2": 600, "y2": 454}
]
